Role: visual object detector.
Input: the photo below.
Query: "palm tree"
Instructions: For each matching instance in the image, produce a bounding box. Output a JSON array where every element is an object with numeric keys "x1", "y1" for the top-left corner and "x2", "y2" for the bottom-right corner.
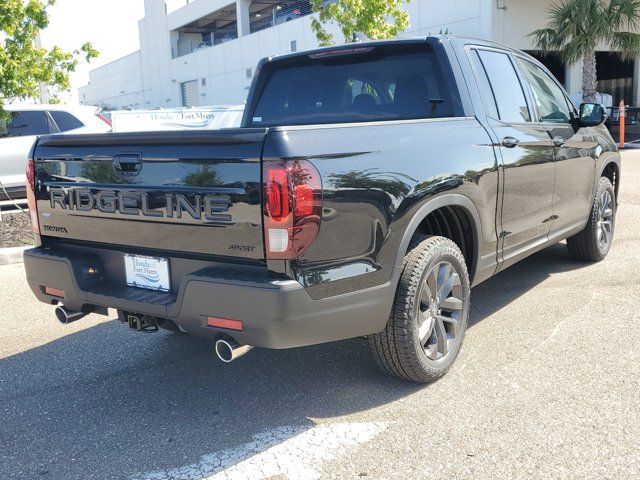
[{"x1": 531, "y1": 0, "x2": 640, "y2": 103}]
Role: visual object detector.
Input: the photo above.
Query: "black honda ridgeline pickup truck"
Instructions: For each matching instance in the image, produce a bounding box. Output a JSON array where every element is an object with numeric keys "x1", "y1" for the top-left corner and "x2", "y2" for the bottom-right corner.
[{"x1": 24, "y1": 36, "x2": 620, "y2": 382}]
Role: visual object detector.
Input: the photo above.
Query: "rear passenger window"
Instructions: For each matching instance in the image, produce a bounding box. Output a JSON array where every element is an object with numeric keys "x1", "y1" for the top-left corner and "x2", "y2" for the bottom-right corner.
[
  {"x1": 50, "y1": 111, "x2": 84, "y2": 132},
  {"x1": 250, "y1": 45, "x2": 458, "y2": 127},
  {"x1": 477, "y1": 50, "x2": 530, "y2": 123},
  {"x1": 469, "y1": 50, "x2": 499, "y2": 118},
  {"x1": 0, "y1": 111, "x2": 50, "y2": 138}
]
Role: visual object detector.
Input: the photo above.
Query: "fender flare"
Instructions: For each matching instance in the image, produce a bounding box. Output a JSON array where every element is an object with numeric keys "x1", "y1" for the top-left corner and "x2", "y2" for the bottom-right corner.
[
  {"x1": 596, "y1": 155, "x2": 621, "y2": 200},
  {"x1": 393, "y1": 194, "x2": 483, "y2": 282}
]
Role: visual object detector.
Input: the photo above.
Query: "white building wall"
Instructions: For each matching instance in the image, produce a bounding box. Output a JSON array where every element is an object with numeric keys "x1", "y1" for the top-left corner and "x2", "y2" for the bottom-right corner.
[
  {"x1": 400, "y1": 0, "x2": 491, "y2": 38},
  {"x1": 77, "y1": 0, "x2": 503, "y2": 108},
  {"x1": 139, "y1": 0, "x2": 175, "y2": 108},
  {"x1": 78, "y1": 52, "x2": 146, "y2": 108},
  {"x1": 490, "y1": 0, "x2": 539, "y2": 48}
]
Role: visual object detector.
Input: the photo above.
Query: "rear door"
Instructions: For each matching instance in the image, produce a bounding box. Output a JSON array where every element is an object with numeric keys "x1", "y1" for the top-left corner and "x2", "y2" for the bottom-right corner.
[
  {"x1": 33, "y1": 129, "x2": 266, "y2": 259},
  {"x1": 469, "y1": 48, "x2": 556, "y2": 267}
]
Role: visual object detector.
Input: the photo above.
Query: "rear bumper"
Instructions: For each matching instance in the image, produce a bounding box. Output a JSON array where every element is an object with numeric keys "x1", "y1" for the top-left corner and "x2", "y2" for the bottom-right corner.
[{"x1": 23, "y1": 247, "x2": 394, "y2": 349}]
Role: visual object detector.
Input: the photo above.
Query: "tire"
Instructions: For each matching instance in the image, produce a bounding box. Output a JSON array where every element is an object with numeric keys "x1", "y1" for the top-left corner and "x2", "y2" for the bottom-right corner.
[
  {"x1": 369, "y1": 235, "x2": 470, "y2": 383},
  {"x1": 567, "y1": 177, "x2": 616, "y2": 262}
]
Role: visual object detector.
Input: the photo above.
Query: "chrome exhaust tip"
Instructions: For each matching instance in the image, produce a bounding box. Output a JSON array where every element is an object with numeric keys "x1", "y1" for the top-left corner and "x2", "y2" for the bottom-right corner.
[
  {"x1": 55, "y1": 306, "x2": 87, "y2": 325},
  {"x1": 215, "y1": 338, "x2": 253, "y2": 363}
]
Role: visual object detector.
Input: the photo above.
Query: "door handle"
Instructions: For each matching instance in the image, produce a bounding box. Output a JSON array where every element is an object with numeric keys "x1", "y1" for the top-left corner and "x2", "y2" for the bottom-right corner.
[
  {"x1": 112, "y1": 153, "x2": 142, "y2": 175},
  {"x1": 501, "y1": 136, "x2": 519, "y2": 148},
  {"x1": 553, "y1": 136, "x2": 566, "y2": 147}
]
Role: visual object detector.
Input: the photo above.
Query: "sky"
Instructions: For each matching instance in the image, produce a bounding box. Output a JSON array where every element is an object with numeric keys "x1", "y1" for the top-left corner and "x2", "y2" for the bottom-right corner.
[{"x1": 39, "y1": 0, "x2": 146, "y2": 103}]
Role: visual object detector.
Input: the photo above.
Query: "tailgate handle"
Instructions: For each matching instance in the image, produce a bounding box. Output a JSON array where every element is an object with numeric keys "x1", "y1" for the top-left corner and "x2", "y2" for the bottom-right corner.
[{"x1": 113, "y1": 154, "x2": 142, "y2": 175}]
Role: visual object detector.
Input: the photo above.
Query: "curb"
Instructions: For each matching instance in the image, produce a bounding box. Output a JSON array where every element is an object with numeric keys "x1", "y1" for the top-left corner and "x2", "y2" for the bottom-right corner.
[{"x1": 0, "y1": 246, "x2": 29, "y2": 266}]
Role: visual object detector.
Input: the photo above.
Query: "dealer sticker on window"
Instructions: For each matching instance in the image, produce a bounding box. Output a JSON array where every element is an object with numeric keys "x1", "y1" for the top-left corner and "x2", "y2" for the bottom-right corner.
[{"x1": 124, "y1": 254, "x2": 170, "y2": 292}]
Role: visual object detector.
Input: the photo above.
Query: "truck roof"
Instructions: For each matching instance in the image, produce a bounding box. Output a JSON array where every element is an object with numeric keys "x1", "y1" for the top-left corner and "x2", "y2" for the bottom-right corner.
[{"x1": 263, "y1": 35, "x2": 522, "y2": 65}]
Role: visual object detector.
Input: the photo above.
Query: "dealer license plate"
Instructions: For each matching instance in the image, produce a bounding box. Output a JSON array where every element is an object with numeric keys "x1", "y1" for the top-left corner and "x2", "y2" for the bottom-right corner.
[{"x1": 124, "y1": 254, "x2": 170, "y2": 292}]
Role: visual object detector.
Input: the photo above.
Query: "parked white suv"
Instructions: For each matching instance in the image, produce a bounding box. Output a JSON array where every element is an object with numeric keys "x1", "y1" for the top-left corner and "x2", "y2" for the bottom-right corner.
[{"x1": 0, "y1": 104, "x2": 111, "y2": 200}]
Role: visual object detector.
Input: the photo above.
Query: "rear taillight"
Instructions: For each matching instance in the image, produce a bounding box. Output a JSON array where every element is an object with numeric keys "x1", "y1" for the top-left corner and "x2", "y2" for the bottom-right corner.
[
  {"x1": 263, "y1": 160, "x2": 322, "y2": 259},
  {"x1": 26, "y1": 158, "x2": 39, "y2": 234},
  {"x1": 96, "y1": 113, "x2": 112, "y2": 127}
]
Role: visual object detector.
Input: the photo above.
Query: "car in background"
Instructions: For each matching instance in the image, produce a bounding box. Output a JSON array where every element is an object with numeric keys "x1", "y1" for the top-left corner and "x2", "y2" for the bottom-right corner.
[
  {"x1": 0, "y1": 104, "x2": 111, "y2": 200},
  {"x1": 274, "y1": 1, "x2": 307, "y2": 24},
  {"x1": 273, "y1": 0, "x2": 337, "y2": 25}
]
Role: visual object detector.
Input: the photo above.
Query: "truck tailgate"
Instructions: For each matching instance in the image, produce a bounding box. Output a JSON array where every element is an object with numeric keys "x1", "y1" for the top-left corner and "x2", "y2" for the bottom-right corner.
[{"x1": 32, "y1": 129, "x2": 267, "y2": 260}]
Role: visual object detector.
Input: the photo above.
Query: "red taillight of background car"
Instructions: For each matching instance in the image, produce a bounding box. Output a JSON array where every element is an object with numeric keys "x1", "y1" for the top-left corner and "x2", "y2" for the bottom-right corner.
[
  {"x1": 262, "y1": 160, "x2": 322, "y2": 259},
  {"x1": 26, "y1": 157, "x2": 40, "y2": 234},
  {"x1": 96, "y1": 113, "x2": 112, "y2": 127}
]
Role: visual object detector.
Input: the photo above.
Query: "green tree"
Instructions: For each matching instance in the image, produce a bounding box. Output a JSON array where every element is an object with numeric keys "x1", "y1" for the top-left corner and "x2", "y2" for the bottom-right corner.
[
  {"x1": 531, "y1": 0, "x2": 640, "y2": 103},
  {"x1": 310, "y1": 0, "x2": 410, "y2": 46},
  {"x1": 79, "y1": 163, "x2": 120, "y2": 184},
  {"x1": 184, "y1": 165, "x2": 222, "y2": 187},
  {"x1": 0, "y1": 0, "x2": 98, "y2": 119}
]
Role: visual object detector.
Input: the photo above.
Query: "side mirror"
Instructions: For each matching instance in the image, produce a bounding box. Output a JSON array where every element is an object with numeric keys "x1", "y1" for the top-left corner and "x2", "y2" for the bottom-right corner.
[{"x1": 578, "y1": 103, "x2": 607, "y2": 127}]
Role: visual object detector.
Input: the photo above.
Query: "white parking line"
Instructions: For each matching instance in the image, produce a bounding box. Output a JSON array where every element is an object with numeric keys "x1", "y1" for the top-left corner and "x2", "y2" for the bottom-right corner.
[{"x1": 131, "y1": 422, "x2": 387, "y2": 480}]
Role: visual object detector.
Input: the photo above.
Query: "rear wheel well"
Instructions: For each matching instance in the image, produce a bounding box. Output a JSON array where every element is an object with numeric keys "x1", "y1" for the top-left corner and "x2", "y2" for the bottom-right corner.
[
  {"x1": 413, "y1": 206, "x2": 476, "y2": 281},
  {"x1": 602, "y1": 162, "x2": 619, "y2": 200}
]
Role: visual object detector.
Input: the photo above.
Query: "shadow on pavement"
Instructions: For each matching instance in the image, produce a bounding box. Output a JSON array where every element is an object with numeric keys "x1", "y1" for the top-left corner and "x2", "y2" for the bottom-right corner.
[
  {"x1": 469, "y1": 242, "x2": 585, "y2": 327},
  {"x1": 0, "y1": 242, "x2": 586, "y2": 479}
]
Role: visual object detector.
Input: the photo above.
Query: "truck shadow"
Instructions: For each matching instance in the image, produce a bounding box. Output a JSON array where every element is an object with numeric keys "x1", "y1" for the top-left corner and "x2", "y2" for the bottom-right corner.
[
  {"x1": 468, "y1": 242, "x2": 586, "y2": 328},
  {"x1": 0, "y1": 243, "x2": 586, "y2": 480}
]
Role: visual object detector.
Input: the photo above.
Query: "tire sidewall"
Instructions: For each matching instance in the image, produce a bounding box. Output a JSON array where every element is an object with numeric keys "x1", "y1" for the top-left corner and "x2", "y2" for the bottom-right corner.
[
  {"x1": 592, "y1": 178, "x2": 616, "y2": 259},
  {"x1": 406, "y1": 242, "x2": 470, "y2": 374}
]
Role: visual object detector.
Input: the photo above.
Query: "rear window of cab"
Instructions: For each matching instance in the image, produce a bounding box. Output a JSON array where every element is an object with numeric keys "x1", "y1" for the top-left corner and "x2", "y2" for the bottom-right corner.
[{"x1": 249, "y1": 44, "x2": 461, "y2": 127}]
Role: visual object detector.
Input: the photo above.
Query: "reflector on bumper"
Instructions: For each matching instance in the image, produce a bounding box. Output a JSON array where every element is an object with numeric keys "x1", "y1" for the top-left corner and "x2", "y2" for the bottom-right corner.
[{"x1": 207, "y1": 316, "x2": 243, "y2": 331}]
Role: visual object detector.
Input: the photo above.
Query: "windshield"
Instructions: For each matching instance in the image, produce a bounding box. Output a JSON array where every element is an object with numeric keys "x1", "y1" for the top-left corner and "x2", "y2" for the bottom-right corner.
[{"x1": 249, "y1": 45, "x2": 458, "y2": 127}]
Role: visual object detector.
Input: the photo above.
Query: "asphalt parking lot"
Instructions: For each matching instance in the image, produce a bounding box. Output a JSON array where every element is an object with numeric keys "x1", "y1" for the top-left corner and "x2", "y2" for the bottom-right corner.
[{"x1": 1, "y1": 153, "x2": 639, "y2": 480}]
